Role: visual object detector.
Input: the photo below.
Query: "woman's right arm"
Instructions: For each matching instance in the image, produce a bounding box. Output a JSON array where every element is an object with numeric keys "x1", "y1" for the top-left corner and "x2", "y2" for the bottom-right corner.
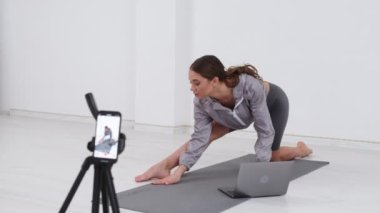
[
  {"x1": 179, "y1": 101, "x2": 213, "y2": 170},
  {"x1": 151, "y1": 102, "x2": 212, "y2": 185}
]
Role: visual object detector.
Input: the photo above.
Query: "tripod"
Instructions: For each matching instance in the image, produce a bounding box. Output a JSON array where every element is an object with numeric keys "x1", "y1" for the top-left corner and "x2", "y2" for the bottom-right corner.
[{"x1": 59, "y1": 93, "x2": 126, "y2": 213}]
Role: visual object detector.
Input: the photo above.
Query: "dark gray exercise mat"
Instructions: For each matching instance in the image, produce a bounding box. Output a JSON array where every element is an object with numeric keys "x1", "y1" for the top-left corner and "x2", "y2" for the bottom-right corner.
[{"x1": 117, "y1": 154, "x2": 329, "y2": 213}]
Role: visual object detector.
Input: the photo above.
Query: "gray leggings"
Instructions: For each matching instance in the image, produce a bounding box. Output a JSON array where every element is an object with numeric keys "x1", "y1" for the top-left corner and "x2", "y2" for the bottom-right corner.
[{"x1": 266, "y1": 83, "x2": 289, "y2": 151}]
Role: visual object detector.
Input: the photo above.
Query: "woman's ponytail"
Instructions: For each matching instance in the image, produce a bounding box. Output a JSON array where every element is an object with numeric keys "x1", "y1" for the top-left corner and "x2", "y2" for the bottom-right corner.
[{"x1": 225, "y1": 64, "x2": 263, "y2": 88}]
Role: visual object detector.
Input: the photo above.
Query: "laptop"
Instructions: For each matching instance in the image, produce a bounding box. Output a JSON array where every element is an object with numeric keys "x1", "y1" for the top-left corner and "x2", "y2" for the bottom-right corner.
[{"x1": 218, "y1": 161, "x2": 294, "y2": 198}]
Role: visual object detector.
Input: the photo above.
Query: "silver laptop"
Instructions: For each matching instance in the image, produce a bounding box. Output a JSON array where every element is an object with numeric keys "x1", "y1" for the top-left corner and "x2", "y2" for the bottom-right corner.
[{"x1": 218, "y1": 161, "x2": 294, "y2": 198}]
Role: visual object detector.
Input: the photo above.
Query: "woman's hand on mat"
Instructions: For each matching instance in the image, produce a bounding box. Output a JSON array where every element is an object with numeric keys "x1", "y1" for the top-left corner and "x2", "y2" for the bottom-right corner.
[
  {"x1": 151, "y1": 173, "x2": 182, "y2": 185},
  {"x1": 151, "y1": 165, "x2": 187, "y2": 185}
]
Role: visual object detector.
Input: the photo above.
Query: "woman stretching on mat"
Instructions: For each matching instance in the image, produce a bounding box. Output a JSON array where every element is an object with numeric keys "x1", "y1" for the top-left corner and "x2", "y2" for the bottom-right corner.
[{"x1": 135, "y1": 55, "x2": 312, "y2": 185}]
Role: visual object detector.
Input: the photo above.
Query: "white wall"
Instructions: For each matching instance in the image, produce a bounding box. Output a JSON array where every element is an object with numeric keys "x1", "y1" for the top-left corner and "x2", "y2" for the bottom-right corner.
[
  {"x1": 1, "y1": 0, "x2": 379, "y2": 142},
  {"x1": 134, "y1": 0, "x2": 192, "y2": 127},
  {"x1": 0, "y1": 0, "x2": 137, "y2": 119}
]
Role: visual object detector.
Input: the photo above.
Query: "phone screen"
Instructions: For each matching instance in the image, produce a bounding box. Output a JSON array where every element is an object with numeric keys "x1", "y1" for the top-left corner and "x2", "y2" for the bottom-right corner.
[{"x1": 93, "y1": 112, "x2": 121, "y2": 160}]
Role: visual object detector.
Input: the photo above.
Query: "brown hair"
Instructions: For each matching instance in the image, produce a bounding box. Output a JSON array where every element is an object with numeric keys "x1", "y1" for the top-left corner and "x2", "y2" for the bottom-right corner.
[
  {"x1": 225, "y1": 64, "x2": 262, "y2": 87},
  {"x1": 190, "y1": 55, "x2": 263, "y2": 88}
]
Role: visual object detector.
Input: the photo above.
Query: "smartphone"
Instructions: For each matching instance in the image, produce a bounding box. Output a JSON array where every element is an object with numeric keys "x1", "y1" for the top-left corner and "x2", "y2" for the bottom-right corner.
[{"x1": 93, "y1": 111, "x2": 122, "y2": 160}]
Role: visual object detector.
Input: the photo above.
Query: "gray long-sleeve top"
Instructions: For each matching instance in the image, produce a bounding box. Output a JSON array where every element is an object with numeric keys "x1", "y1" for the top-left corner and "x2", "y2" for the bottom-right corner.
[{"x1": 179, "y1": 74, "x2": 275, "y2": 169}]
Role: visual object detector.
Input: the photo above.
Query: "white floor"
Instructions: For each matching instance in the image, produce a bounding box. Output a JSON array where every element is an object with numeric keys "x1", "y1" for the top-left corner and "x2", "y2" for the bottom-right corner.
[{"x1": 0, "y1": 114, "x2": 379, "y2": 213}]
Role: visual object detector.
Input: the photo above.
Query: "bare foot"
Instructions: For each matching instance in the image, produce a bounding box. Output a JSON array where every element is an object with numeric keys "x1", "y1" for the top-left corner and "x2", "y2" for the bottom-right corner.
[
  {"x1": 297, "y1": 141, "x2": 313, "y2": 157},
  {"x1": 135, "y1": 163, "x2": 171, "y2": 182}
]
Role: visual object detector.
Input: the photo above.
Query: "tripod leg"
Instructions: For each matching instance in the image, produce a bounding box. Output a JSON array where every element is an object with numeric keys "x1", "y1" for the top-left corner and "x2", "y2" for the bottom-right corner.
[
  {"x1": 92, "y1": 164, "x2": 101, "y2": 213},
  {"x1": 101, "y1": 167, "x2": 109, "y2": 213},
  {"x1": 59, "y1": 156, "x2": 93, "y2": 213},
  {"x1": 105, "y1": 167, "x2": 120, "y2": 213}
]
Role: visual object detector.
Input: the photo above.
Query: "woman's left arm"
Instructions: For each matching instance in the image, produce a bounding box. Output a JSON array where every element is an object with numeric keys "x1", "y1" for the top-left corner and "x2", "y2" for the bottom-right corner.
[{"x1": 246, "y1": 78, "x2": 275, "y2": 161}]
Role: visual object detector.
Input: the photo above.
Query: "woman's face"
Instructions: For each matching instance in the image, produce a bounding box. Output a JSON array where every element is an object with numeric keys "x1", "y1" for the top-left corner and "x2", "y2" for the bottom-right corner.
[{"x1": 188, "y1": 70, "x2": 214, "y2": 99}]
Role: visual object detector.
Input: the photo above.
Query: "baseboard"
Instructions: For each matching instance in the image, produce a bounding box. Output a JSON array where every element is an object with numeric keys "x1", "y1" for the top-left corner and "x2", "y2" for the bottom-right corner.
[
  {"x1": 5, "y1": 109, "x2": 379, "y2": 144},
  {"x1": 9, "y1": 109, "x2": 94, "y2": 123},
  {"x1": 0, "y1": 110, "x2": 10, "y2": 116},
  {"x1": 284, "y1": 133, "x2": 380, "y2": 145},
  {"x1": 8, "y1": 109, "x2": 134, "y2": 129},
  {"x1": 133, "y1": 123, "x2": 192, "y2": 134}
]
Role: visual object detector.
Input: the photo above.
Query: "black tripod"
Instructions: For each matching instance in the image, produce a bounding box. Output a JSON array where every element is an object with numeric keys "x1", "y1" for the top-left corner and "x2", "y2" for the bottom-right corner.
[{"x1": 59, "y1": 93, "x2": 126, "y2": 213}]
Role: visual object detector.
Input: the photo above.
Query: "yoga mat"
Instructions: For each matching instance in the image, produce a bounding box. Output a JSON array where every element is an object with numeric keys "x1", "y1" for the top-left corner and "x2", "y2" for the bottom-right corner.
[{"x1": 117, "y1": 154, "x2": 329, "y2": 213}]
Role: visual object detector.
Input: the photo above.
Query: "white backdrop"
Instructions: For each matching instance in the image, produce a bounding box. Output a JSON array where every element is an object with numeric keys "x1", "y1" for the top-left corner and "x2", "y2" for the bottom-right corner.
[
  {"x1": 0, "y1": 0, "x2": 137, "y2": 119},
  {"x1": 0, "y1": 0, "x2": 379, "y2": 142}
]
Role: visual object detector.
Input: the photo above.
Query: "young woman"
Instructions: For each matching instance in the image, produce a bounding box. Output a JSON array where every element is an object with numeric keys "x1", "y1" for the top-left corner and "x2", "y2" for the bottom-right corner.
[{"x1": 135, "y1": 55, "x2": 312, "y2": 185}]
